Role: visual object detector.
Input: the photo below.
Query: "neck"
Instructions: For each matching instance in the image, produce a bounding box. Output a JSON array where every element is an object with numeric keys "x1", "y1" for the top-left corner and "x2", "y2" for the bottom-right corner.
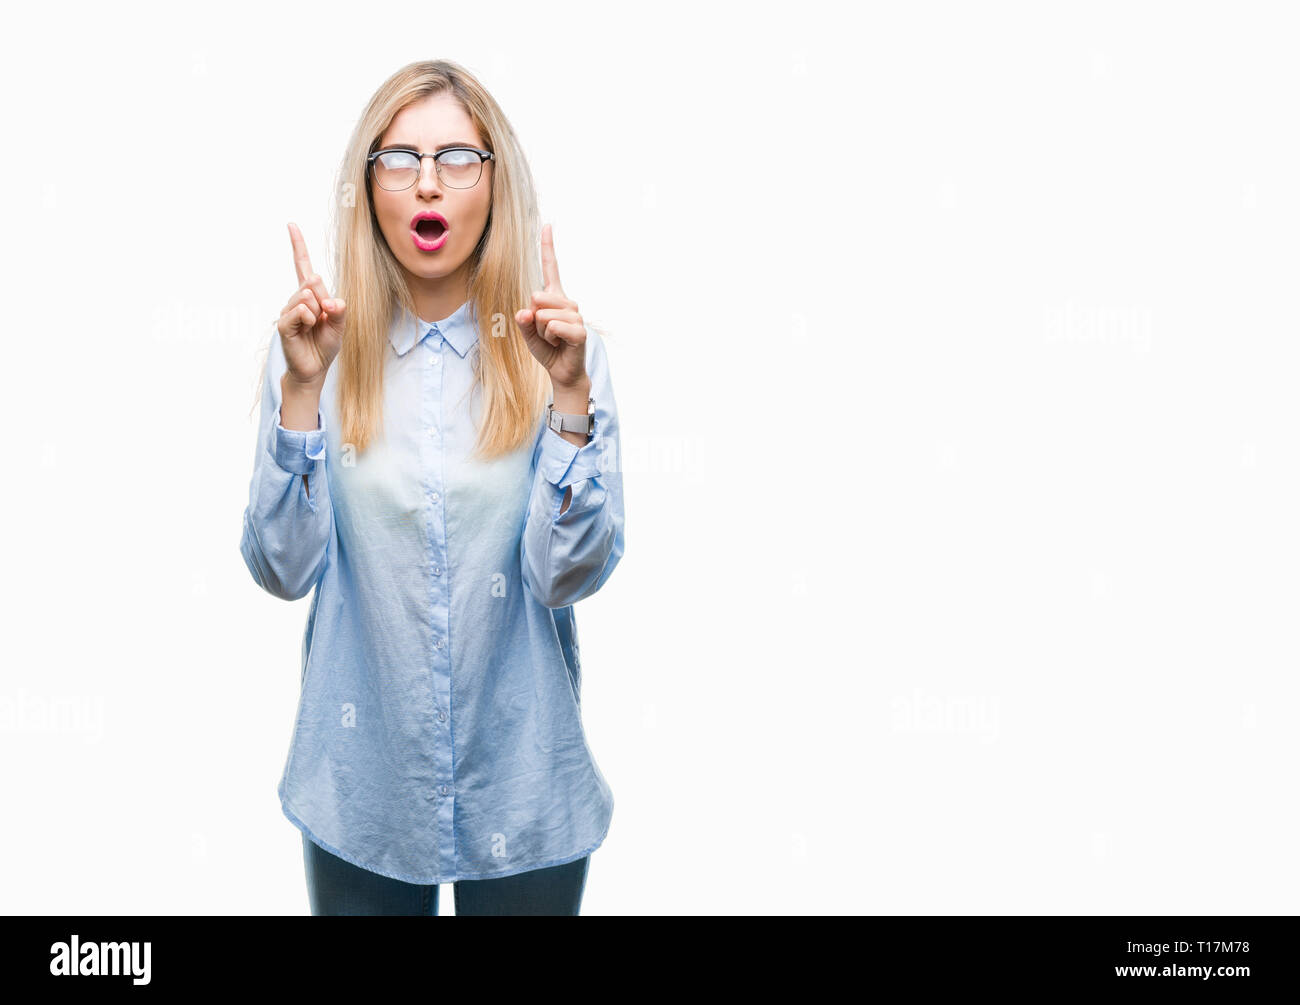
[{"x1": 407, "y1": 264, "x2": 471, "y2": 323}]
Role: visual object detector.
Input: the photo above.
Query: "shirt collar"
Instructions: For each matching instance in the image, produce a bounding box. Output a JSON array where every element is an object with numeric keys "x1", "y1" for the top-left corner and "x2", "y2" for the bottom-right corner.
[{"x1": 388, "y1": 297, "x2": 479, "y2": 359}]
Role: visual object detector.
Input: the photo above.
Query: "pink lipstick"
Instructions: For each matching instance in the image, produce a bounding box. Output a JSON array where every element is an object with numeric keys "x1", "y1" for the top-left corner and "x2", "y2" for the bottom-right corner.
[{"x1": 410, "y1": 211, "x2": 450, "y2": 251}]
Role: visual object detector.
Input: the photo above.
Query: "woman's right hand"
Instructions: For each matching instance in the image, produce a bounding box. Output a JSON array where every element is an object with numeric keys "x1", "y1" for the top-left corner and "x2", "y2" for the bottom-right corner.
[{"x1": 277, "y1": 222, "x2": 346, "y2": 387}]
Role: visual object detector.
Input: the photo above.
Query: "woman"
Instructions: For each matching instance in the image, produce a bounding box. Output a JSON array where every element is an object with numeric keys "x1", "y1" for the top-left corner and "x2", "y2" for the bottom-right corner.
[{"x1": 239, "y1": 59, "x2": 624, "y2": 916}]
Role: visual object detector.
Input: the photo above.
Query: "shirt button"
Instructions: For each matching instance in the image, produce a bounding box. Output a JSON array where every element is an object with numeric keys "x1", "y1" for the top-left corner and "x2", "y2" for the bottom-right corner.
[
  {"x1": 440, "y1": 785, "x2": 449, "y2": 795},
  {"x1": 430, "y1": 354, "x2": 440, "y2": 365},
  {"x1": 435, "y1": 637, "x2": 444, "y2": 649},
  {"x1": 433, "y1": 566, "x2": 442, "y2": 576},
  {"x1": 427, "y1": 426, "x2": 437, "y2": 437},
  {"x1": 430, "y1": 491, "x2": 440, "y2": 503},
  {"x1": 438, "y1": 711, "x2": 446, "y2": 722}
]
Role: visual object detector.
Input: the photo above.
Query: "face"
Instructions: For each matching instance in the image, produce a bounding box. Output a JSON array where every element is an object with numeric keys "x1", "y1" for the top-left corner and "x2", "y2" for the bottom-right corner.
[{"x1": 370, "y1": 92, "x2": 493, "y2": 314}]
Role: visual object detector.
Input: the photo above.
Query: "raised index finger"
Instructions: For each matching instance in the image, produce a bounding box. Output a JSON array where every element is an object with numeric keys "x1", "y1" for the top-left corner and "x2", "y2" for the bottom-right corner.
[
  {"x1": 540, "y1": 223, "x2": 564, "y2": 294},
  {"x1": 288, "y1": 222, "x2": 314, "y2": 287}
]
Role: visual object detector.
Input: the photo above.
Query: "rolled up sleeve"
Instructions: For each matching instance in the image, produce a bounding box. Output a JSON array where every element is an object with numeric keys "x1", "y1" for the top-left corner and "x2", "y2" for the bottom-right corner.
[
  {"x1": 239, "y1": 335, "x2": 334, "y2": 602},
  {"x1": 520, "y1": 327, "x2": 625, "y2": 609}
]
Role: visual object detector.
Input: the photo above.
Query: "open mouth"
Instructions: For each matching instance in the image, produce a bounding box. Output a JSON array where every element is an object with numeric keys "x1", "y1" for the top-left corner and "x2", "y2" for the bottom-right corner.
[{"x1": 414, "y1": 218, "x2": 447, "y2": 241}]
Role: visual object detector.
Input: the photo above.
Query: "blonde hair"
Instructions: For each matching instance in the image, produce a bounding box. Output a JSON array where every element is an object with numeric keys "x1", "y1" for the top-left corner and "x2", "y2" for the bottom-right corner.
[{"x1": 253, "y1": 58, "x2": 550, "y2": 460}]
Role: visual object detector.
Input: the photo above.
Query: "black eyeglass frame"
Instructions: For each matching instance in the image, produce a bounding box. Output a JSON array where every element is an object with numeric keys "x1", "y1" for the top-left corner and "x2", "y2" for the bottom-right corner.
[{"x1": 366, "y1": 146, "x2": 495, "y2": 190}]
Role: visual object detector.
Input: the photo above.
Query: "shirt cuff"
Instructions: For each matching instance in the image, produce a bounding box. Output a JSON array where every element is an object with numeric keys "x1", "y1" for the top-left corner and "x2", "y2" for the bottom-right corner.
[
  {"x1": 272, "y1": 407, "x2": 327, "y2": 475},
  {"x1": 538, "y1": 421, "x2": 601, "y2": 490}
]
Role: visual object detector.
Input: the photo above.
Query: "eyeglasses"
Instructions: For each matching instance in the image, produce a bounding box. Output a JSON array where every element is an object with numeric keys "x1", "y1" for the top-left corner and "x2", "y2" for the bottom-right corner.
[{"x1": 367, "y1": 146, "x2": 494, "y2": 191}]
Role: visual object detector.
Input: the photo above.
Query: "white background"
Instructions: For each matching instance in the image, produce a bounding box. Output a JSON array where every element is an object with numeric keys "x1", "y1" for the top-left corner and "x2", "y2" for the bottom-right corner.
[{"x1": 1, "y1": 0, "x2": 1295, "y2": 914}]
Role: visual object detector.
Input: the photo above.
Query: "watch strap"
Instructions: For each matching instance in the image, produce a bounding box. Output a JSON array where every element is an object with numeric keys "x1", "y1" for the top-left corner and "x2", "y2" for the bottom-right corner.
[{"x1": 546, "y1": 397, "x2": 595, "y2": 436}]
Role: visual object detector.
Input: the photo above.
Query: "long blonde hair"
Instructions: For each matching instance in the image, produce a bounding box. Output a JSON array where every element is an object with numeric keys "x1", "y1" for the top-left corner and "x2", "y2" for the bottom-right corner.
[{"x1": 253, "y1": 58, "x2": 550, "y2": 461}]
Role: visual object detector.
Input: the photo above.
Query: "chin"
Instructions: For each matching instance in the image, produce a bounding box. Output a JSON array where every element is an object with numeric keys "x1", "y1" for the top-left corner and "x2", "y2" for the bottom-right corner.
[{"x1": 406, "y1": 261, "x2": 458, "y2": 279}]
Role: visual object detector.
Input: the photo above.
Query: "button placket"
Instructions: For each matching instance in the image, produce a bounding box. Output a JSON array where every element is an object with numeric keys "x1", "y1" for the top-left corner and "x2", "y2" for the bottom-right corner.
[{"x1": 421, "y1": 325, "x2": 456, "y2": 867}]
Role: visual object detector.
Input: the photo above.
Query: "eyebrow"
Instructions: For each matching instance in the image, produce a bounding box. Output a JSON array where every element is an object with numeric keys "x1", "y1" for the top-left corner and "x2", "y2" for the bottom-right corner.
[{"x1": 381, "y1": 140, "x2": 481, "y2": 152}]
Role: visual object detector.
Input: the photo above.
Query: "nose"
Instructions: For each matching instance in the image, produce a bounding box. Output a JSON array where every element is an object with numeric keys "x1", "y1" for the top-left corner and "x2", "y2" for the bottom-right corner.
[{"x1": 416, "y1": 156, "x2": 444, "y2": 198}]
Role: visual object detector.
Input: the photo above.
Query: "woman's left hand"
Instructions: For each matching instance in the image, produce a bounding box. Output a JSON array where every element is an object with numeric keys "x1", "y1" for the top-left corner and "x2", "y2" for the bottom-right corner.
[{"x1": 514, "y1": 224, "x2": 588, "y2": 390}]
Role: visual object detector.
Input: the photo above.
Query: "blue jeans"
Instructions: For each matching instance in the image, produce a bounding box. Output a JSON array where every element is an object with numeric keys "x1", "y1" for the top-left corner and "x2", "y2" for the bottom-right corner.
[{"x1": 301, "y1": 833, "x2": 590, "y2": 915}]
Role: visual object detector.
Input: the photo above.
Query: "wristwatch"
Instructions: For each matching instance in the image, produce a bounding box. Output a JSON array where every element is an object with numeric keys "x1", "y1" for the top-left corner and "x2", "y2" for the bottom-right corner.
[{"x1": 546, "y1": 396, "x2": 595, "y2": 437}]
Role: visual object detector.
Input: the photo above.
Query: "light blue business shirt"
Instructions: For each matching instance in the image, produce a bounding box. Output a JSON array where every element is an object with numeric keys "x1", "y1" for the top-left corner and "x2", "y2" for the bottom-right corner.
[{"x1": 239, "y1": 297, "x2": 623, "y2": 884}]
